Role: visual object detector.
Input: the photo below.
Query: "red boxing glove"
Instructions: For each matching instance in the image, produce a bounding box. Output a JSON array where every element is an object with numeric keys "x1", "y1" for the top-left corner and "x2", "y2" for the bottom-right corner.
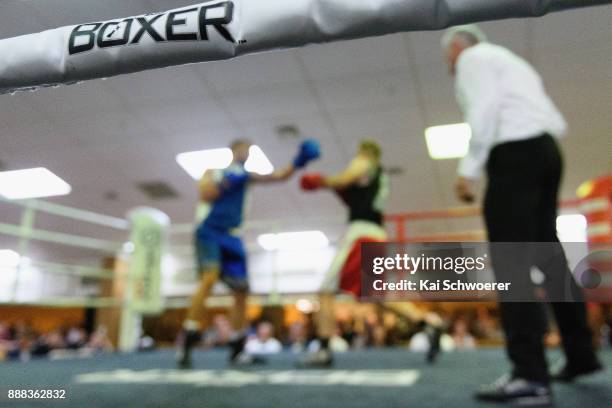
[{"x1": 300, "y1": 173, "x2": 325, "y2": 191}]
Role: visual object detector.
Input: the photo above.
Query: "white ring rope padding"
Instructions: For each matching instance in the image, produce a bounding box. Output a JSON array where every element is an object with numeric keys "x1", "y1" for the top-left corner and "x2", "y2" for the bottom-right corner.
[
  {"x1": 0, "y1": 297, "x2": 121, "y2": 308},
  {"x1": 0, "y1": 0, "x2": 610, "y2": 94},
  {"x1": 30, "y1": 260, "x2": 115, "y2": 280},
  {"x1": 0, "y1": 221, "x2": 122, "y2": 252},
  {"x1": 1, "y1": 197, "x2": 129, "y2": 230},
  {"x1": 169, "y1": 216, "x2": 344, "y2": 235},
  {"x1": 163, "y1": 293, "x2": 356, "y2": 309}
]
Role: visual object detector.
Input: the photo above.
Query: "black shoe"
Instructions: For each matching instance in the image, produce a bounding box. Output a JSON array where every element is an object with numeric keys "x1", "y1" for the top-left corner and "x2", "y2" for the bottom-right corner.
[
  {"x1": 475, "y1": 374, "x2": 553, "y2": 406},
  {"x1": 297, "y1": 349, "x2": 334, "y2": 368},
  {"x1": 231, "y1": 351, "x2": 267, "y2": 366},
  {"x1": 177, "y1": 329, "x2": 200, "y2": 369},
  {"x1": 228, "y1": 334, "x2": 248, "y2": 363},
  {"x1": 551, "y1": 359, "x2": 603, "y2": 382}
]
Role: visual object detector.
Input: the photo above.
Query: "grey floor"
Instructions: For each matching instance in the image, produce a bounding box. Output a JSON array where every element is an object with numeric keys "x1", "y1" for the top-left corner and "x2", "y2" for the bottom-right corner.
[{"x1": 0, "y1": 348, "x2": 610, "y2": 408}]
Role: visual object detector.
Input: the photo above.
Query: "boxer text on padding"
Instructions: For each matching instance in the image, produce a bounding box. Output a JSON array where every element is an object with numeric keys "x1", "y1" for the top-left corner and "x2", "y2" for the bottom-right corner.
[{"x1": 68, "y1": 1, "x2": 235, "y2": 55}]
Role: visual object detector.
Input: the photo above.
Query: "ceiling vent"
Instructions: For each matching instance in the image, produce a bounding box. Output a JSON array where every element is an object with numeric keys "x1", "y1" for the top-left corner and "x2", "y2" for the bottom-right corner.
[
  {"x1": 103, "y1": 191, "x2": 119, "y2": 201},
  {"x1": 384, "y1": 166, "x2": 404, "y2": 176},
  {"x1": 137, "y1": 181, "x2": 179, "y2": 200},
  {"x1": 276, "y1": 124, "x2": 300, "y2": 140}
]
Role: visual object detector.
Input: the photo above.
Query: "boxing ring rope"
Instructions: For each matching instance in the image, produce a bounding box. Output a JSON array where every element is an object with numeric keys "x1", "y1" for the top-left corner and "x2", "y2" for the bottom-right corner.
[
  {"x1": 164, "y1": 199, "x2": 596, "y2": 308},
  {"x1": 386, "y1": 199, "x2": 583, "y2": 243},
  {"x1": 1, "y1": 194, "x2": 609, "y2": 350},
  {"x1": 0, "y1": 196, "x2": 601, "y2": 305},
  {"x1": 385, "y1": 197, "x2": 612, "y2": 303},
  {"x1": 0, "y1": 198, "x2": 346, "y2": 310},
  {"x1": 0, "y1": 197, "x2": 125, "y2": 307}
]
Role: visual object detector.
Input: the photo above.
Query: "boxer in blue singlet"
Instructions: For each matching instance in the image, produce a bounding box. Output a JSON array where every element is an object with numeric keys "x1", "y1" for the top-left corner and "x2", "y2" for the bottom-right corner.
[{"x1": 178, "y1": 138, "x2": 320, "y2": 368}]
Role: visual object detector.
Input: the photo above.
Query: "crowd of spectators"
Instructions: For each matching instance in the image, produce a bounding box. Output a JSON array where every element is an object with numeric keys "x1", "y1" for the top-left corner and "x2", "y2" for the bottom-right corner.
[
  {"x1": 197, "y1": 305, "x2": 611, "y2": 357},
  {"x1": 5, "y1": 304, "x2": 610, "y2": 362},
  {"x1": 0, "y1": 321, "x2": 113, "y2": 362},
  {"x1": 196, "y1": 306, "x2": 507, "y2": 357}
]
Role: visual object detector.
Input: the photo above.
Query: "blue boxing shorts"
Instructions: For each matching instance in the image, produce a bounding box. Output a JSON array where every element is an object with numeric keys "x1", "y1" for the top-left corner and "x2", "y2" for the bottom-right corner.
[{"x1": 195, "y1": 224, "x2": 249, "y2": 292}]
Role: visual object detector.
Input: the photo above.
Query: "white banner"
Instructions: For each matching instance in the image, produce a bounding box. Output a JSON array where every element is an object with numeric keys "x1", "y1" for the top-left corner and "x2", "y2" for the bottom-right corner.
[{"x1": 0, "y1": 0, "x2": 611, "y2": 94}]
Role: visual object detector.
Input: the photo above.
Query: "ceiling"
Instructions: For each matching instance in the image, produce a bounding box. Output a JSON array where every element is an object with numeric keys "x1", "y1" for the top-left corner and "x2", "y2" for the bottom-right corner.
[{"x1": 1, "y1": 0, "x2": 611, "y2": 263}]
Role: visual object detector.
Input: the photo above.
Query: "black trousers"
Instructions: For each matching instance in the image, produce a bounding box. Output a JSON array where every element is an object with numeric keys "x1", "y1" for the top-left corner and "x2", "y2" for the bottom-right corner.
[{"x1": 484, "y1": 134, "x2": 597, "y2": 383}]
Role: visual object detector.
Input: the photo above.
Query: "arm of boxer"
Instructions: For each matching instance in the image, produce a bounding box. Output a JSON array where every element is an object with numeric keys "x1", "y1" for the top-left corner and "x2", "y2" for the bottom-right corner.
[
  {"x1": 455, "y1": 50, "x2": 500, "y2": 181},
  {"x1": 250, "y1": 163, "x2": 296, "y2": 183},
  {"x1": 199, "y1": 170, "x2": 220, "y2": 202},
  {"x1": 252, "y1": 139, "x2": 321, "y2": 183},
  {"x1": 323, "y1": 155, "x2": 370, "y2": 190}
]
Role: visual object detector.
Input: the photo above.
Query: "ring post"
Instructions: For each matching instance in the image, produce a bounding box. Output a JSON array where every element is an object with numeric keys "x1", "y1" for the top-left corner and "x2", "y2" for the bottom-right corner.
[{"x1": 118, "y1": 207, "x2": 170, "y2": 352}]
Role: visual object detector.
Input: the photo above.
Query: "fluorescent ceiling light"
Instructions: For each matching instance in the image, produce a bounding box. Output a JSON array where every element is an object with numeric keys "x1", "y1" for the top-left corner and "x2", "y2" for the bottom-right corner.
[
  {"x1": 0, "y1": 249, "x2": 21, "y2": 268},
  {"x1": 257, "y1": 231, "x2": 329, "y2": 251},
  {"x1": 176, "y1": 148, "x2": 233, "y2": 180},
  {"x1": 245, "y1": 145, "x2": 274, "y2": 175},
  {"x1": 556, "y1": 214, "x2": 587, "y2": 242},
  {"x1": 425, "y1": 123, "x2": 471, "y2": 159},
  {"x1": 0, "y1": 167, "x2": 71, "y2": 199},
  {"x1": 176, "y1": 145, "x2": 274, "y2": 179}
]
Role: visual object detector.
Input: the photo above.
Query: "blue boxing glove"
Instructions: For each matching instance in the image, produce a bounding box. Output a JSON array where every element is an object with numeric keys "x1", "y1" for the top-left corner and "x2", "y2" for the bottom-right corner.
[
  {"x1": 221, "y1": 172, "x2": 250, "y2": 192},
  {"x1": 293, "y1": 139, "x2": 321, "y2": 168}
]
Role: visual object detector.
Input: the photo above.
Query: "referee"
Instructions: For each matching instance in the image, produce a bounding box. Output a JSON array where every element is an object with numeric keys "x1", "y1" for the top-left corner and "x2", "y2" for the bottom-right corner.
[{"x1": 441, "y1": 25, "x2": 602, "y2": 404}]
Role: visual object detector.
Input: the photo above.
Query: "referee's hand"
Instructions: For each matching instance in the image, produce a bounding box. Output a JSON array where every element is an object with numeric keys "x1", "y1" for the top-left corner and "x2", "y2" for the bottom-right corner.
[{"x1": 455, "y1": 176, "x2": 475, "y2": 203}]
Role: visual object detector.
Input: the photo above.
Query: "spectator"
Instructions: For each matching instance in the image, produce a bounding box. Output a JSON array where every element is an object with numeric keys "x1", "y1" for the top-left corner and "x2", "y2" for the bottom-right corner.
[
  {"x1": 330, "y1": 328, "x2": 350, "y2": 352},
  {"x1": 202, "y1": 314, "x2": 233, "y2": 348},
  {"x1": 0, "y1": 322, "x2": 10, "y2": 341},
  {"x1": 371, "y1": 324, "x2": 387, "y2": 347},
  {"x1": 244, "y1": 321, "x2": 282, "y2": 355},
  {"x1": 32, "y1": 329, "x2": 67, "y2": 357},
  {"x1": 338, "y1": 319, "x2": 356, "y2": 346},
  {"x1": 287, "y1": 321, "x2": 307, "y2": 353},
  {"x1": 0, "y1": 322, "x2": 15, "y2": 361},
  {"x1": 473, "y1": 307, "x2": 499, "y2": 340},
  {"x1": 66, "y1": 326, "x2": 87, "y2": 349},
  {"x1": 87, "y1": 325, "x2": 113, "y2": 352},
  {"x1": 452, "y1": 319, "x2": 476, "y2": 350}
]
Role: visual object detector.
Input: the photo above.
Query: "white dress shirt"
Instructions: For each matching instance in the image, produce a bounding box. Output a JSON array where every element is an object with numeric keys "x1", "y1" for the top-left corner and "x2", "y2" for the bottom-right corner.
[{"x1": 455, "y1": 42, "x2": 567, "y2": 179}]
